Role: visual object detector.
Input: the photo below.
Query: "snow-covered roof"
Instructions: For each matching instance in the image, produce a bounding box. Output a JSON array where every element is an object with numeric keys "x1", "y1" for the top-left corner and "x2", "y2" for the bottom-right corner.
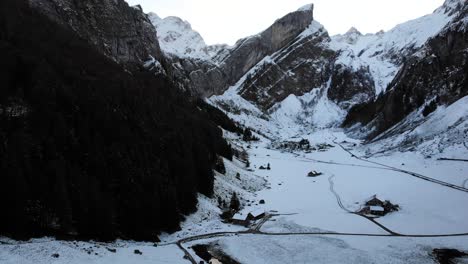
[
  {"x1": 232, "y1": 213, "x2": 246, "y2": 220},
  {"x1": 370, "y1": 206, "x2": 385, "y2": 212},
  {"x1": 249, "y1": 210, "x2": 265, "y2": 217},
  {"x1": 365, "y1": 195, "x2": 382, "y2": 202}
]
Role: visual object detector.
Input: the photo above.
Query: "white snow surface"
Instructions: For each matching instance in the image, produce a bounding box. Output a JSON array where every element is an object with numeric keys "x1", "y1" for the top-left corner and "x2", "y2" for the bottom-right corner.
[
  {"x1": 148, "y1": 13, "x2": 221, "y2": 60},
  {"x1": 270, "y1": 84, "x2": 346, "y2": 132},
  {"x1": 355, "y1": 96, "x2": 468, "y2": 158},
  {"x1": 181, "y1": 130, "x2": 467, "y2": 264},
  {"x1": 0, "y1": 239, "x2": 186, "y2": 264},
  {"x1": 194, "y1": 235, "x2": 468, "y2": 264}
]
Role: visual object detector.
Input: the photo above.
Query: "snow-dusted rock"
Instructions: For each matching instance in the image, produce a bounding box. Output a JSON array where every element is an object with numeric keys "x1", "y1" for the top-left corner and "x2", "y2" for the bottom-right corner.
[
  {"x1": 148, "y1": 13, "x2": 213, "y2": 60},
  {"x1": 344, "y1": 1, "x2": 468, "y2": 140}
]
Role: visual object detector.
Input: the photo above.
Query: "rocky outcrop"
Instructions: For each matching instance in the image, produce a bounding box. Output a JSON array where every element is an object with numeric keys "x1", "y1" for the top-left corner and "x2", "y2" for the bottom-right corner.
[
  {"x1": 218, "y1": 5, "x2": 315, "y2": 87},
  {"x1": 343, "y1": 3, "x2": 468, "y2": 139},
  {"x1": 328, "y1": 65, "x2": 375, "y2": 110},
  {"x1": 146, "y1": 12, "x2": 229, "y2": 96},
  {"x1": 233, "y1": 22, "x2": 377, "y2": 112},
  {"x1": 147, "y1": 5, "x2": 317, "y2": 98},
  {"x1": 166, "y1": 57, "x2": 228, "y2": 97},
  {"x1": 28, "y1": 0, "x2": 163, "y2": 69},
  {"x1": 238, "y1": 22, "x2": 335, "y2": 110}
]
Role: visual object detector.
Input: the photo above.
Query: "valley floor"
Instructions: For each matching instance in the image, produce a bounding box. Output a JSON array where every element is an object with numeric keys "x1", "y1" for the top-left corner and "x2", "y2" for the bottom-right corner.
[{"x1": 1, "y1": 130, "x2": 468, "y2": 263}]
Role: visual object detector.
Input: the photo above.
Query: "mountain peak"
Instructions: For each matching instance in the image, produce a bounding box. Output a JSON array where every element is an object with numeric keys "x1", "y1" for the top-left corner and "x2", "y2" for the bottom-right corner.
[
  {"x1": 333, "y1": 27, "x2": 363, "y2": 45},
  {"x1": 147, "y1": 12, "x2": 160, "y2": 21},
  {"x1": 438, "y1": 0, "x2": 465, "y2": 15},
  {"x1": 297, "y1": 3, "x2": 314, "y2": 12},
  {"x1": 148, "y1": 13, "x2": 210, "y2": 60},
  {"x1": 345, "y1": 27, "x2": 362, "y2": 36}
]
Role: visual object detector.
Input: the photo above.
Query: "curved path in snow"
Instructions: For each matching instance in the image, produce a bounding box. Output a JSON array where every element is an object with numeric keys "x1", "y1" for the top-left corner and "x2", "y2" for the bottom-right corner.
[
  {"x1": 328, "y1": 175, "x2": 401, "y2": 236},
  {"x1": 173, "y1": 137, "x2": 468, "y2": 263}
]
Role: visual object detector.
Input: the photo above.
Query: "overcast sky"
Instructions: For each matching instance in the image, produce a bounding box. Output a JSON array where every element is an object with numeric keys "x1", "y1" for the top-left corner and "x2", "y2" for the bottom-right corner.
[{"x1": 125, "y1": 0, "x2": 445, "y2": 45}]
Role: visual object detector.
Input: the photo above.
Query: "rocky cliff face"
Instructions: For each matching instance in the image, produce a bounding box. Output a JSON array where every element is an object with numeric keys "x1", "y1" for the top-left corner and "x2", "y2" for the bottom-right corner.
[
  {"x1": 165, "y1": 56, "x2": 228, "y2": 97},
  {"x1": 237, "y1": 21, "x2": 335, "y2": 110},
  {"x1": 148, "y1": 5, "x2": 317, "y2": 98},
  {"x1": 343, "y1": 1, "x2": 468, "y2": 139},
  {"x1": 228, "y1": 20, "x2": 377, "y2": 112},
  {"x1": 328, "y1": 65, "x2": 375, "y2": 110},
  {"x1": 218, "y1": 5, "x2": 315, "y2": 87},
  {"x1": 146, "y1": 12, "x2": 228, "y2": 97},
  {"x1": 28, "y1": 0, "x2": 163, "y2": 69}
]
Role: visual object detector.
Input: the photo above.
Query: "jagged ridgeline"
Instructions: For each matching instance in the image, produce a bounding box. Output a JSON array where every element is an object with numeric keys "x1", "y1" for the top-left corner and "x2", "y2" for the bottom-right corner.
[{"x1": 0, "y1": 0, "x2": 234, "y2": 241}]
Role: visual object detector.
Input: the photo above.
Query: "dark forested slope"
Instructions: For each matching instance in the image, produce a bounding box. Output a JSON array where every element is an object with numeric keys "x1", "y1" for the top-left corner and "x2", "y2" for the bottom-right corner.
[{"x1": 0, "y1": 0, "x2": 232, "y2": 241}]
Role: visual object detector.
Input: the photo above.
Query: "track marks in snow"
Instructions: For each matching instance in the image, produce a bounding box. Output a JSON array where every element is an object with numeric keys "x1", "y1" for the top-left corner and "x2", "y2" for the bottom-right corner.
[{"x1": 332, "y1": 136, "x2": 468, "y2": 193}]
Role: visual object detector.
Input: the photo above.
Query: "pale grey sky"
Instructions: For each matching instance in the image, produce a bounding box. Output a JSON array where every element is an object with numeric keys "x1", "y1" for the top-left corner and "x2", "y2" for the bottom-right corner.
[{"x1": 125, "y1": 0, "x2": 445, "y2": 45}]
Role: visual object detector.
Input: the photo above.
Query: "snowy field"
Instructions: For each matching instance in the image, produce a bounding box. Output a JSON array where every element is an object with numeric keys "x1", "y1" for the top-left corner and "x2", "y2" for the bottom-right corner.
[
  {"x1": 2, "y1": 129, "x2": 467, "y2": 264},
  {"x1": 187, "y1": 234, "x2": 468, "y2": 264},
  {"x1": 0, "y1": 239, "x2": 186, "y2": 264}
]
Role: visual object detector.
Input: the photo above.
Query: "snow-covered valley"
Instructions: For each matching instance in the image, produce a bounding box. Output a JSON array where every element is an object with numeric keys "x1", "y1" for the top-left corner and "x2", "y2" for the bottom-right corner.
[
  {"x1": 2, "y1": 129, "x2": 467, "y2": 263},
  {"x1": 1, "y1": 0, "x2": 467, "y2": 263}
]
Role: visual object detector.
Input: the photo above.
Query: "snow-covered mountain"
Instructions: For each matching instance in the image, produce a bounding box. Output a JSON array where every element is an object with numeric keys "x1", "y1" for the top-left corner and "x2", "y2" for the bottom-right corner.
[
  {"x1": 330, "y1": 0, "x2": 461, "y2": 94},
  {"x1": 207, "y1": 0, "x2": 466, "y2": 146},
  {"x1": 148, "y1": 13, "x2": 226, "y2": 60},
  {"x1": 145, "y1": 0, "x2": 464, "y2": 111},
  {"x1": 344, "y1": 0, "x2": 468, "y2": 147}
]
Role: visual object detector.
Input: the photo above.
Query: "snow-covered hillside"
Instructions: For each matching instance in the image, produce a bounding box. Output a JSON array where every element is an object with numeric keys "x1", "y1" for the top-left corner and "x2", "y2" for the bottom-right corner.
[
  {"x1": 329, "y1": 0, "x2": 461, "y2": 94},
  {"x1": 359, "y1": 95, "x2": 468, "y2": 157}
]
